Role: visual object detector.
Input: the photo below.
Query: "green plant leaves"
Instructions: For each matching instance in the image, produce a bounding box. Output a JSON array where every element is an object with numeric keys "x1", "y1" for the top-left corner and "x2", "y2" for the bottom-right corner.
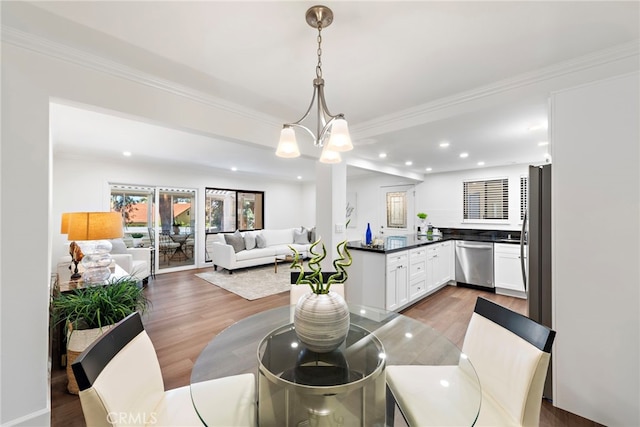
[{"x1": 52, "y1": 276, "x2": 149, "y2": 330}]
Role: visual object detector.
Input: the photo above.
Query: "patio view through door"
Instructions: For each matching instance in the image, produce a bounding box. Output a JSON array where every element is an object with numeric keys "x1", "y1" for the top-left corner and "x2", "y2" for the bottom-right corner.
[
  {"x1": 156, "y1": 188, "x2": 196, "y2": 271},
  {"x1": 110, "y1": 184, "x2": 196, "y2": 275}
]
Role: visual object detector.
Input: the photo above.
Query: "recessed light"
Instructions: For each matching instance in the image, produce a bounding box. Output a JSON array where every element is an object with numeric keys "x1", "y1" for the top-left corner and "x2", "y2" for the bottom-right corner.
[
  {"x1": 231, "y1": 167, "x2": 238, "y2": 172},
  {"x1": 123, "y1": 151, "x2": 132, "y2": 157},
  {"x1": 439, "y1": 141, "x2": 450, "y2": 148},
  {"x1": 538, "y1": 141, "x2": 549, "y2": 146},
  {"x1": 425, "y1": 167, "x2": 432, "y2": 172},
  {"x1": 405, "y1": 161, "x2": 413, "y2": 166},
  {"x1": 477, "y1": 161, "x2": 485, "y2": 166},
  {"x1": 459, "y1": 152, "x2": 469, "y2": 158},
  {"x1": 378, "y1": 152, "x2": 387, "y2": 158},
  {"x1": 297, "y1": 176, "x2": 302, "y2": 180}
]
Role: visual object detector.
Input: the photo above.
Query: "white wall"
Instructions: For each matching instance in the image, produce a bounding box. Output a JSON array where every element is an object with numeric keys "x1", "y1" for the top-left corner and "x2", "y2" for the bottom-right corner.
[
  {"x1": 416, "y1": 164, "x2": 530, "y2": 231},
  {"x1": 0, "y1": 29, "x2": 292, "y2": 426},
  {"x1": 551, "y1": 72, "x2": 639, "y2": 426},
  {"x1": 346, "y1": 172, "x2": 420, "y2": 241},
  {"x1": 52, "y1": 155, "x2": 306, "y2": 269}
]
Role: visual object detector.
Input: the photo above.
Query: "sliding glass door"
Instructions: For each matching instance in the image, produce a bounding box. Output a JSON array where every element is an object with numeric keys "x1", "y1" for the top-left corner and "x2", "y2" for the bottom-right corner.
[{"x1": 156, "y1": 188, "x2": 196, "y2": 271}]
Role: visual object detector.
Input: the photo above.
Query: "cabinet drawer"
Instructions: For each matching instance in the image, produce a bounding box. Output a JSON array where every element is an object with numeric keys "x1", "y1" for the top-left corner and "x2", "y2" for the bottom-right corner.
[
  {"x1": 410, "y1": 278, "x2": 427, "y2": 300},
  {"x1": 409, "y1": 247, "x2": 427, "y2": 260},
  {"x1": 387, "y1": 252, "x2": 408, "y2": 267},
  {"x1": 409, "y1": 259, "x2": 426, "y2": 279},
  {"x1": 494, "y1": 243, "x2": 525, "y2": 255}
]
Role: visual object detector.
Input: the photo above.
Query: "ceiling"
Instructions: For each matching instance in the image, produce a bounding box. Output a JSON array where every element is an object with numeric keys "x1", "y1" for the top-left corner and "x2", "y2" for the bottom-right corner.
[{"x1": 19, "y1": 1, "x2": 640, "y2": 181}]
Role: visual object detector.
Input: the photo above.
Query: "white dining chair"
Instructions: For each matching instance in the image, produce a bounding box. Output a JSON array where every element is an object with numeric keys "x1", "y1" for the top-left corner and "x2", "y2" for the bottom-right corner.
[
  {"x1": 72, "y1": 312, "x2": 256, "y2": 427},
  {"x1": 386, "y1": 297, "x2": 556, "y2": 427}
]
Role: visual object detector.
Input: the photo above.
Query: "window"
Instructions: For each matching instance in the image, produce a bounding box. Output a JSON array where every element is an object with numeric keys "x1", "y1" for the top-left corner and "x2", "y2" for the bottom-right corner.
[
  {"x1": 463, "y1": 178, "x2": 508, "y2": 220},
  {"x1": 386, "y1": 191, "x2": 407, "y2": 229},
  {"x1": 110, "y1": 185, "x2": 155, "y2": 232},
  {"x1": 205, "y1": 188, "x2": 264, "y2": 233},
  {"x1": 520, "y1": 176, "x2": 528, "y2": 221}
]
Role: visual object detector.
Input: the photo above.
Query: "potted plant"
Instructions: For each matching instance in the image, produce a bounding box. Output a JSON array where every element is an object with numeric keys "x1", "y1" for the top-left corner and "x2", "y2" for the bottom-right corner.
[
  {"x1": 417, "y1": 212, "x2": 428, "y2": 235},
  {"x1": 288, "y1": 239, "x2": 352, "y2": 352},
  {"x1": 51, "y1": 276, "x2": 150, "y2": 394}
]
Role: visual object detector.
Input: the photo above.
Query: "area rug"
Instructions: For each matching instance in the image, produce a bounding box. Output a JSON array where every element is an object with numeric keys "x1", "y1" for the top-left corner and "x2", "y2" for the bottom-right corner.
[{"x1": 196, "y1": 265, "x2": 293, "y2": 300}]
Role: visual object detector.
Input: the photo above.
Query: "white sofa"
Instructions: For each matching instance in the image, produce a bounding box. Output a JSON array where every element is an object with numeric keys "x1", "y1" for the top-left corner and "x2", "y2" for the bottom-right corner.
[
  {"x1": 111, "y1": 248, "x2": 151, "y2": 283},
  {"x1": 211, "y1": 228, "x2": 313, "y2": 273}
]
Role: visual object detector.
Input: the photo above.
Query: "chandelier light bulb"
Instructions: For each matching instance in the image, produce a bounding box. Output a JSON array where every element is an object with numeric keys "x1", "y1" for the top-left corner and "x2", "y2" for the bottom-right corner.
[
  {"x1": 275, "y1": 127, "x2": 301, "y2": 158},
  {"x1": 319, "y1": 145, "x2": 341, "y2": 164},
  {"x1": 325, "y1": 118, "x2": 353, "y2": 152}
]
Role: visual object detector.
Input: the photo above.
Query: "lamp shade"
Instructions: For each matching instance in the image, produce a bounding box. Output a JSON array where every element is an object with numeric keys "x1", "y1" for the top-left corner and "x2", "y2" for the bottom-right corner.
[
  {"x1": 276, "y1": 127, "x2": 301, "y2": 158},
  {"x1": 319, "y1": 146, "x2": 341, "y2": 164},
  {"x1": 324, "y1": 118, "x2": 353, "y2": 152},
  {"x1": 60, "y1": 212, "x2": 71, "y2": 234},
  {"x1": 67, "y1": 212, "x2": 124, "y2": 241}
]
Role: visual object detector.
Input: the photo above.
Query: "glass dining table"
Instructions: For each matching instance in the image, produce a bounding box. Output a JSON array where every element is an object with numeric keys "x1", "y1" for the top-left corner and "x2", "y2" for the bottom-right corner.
[{"x1": 190, "y1": 304, "x2": 481, "y2": 427}]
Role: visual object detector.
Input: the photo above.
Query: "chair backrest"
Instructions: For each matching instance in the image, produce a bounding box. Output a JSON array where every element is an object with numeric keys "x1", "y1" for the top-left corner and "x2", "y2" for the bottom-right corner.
[
  {"x1": 462, "y1": 297, "x2": 556, "y2": 427},
  {"x1": 147, "y1": 227, "x2": 155, "y2": 247},
  {"x1": 72, "y1": 312, "x2": 165, "y2": 427}
]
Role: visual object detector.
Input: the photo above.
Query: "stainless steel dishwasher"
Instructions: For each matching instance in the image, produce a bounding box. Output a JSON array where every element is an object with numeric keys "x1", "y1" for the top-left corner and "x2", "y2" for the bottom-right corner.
[{"x1": 455, "y1": 241, "x2": 494, "y2": 288}]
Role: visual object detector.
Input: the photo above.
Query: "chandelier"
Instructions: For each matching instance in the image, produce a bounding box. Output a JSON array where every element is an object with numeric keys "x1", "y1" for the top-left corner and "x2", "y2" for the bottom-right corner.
[{"x1": 275, "y1": 5, "x2": 353, "y2": 164}]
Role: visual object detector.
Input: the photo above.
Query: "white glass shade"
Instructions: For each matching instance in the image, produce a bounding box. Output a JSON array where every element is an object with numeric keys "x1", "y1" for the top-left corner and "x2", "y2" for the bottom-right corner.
[
  {"x1": 275, "y1": 127, "x2": 301, "y2": 158},
  {"x1": 324, "y1": 118, "x2": 353, "y2": 152},
  {"x1": 319, "y1": 145, "x2": 341, "y2": 164}
]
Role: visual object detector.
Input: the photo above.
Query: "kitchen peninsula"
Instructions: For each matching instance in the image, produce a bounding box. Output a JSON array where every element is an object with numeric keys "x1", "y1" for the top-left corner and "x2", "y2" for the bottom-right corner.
[{"x1": 345, "y1": 229, "x2": 524, "y2": 311}]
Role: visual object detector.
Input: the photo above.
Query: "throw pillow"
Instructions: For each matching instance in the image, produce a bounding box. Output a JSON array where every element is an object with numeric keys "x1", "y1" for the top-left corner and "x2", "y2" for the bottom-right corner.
[
  {"x1": 109, "y1": 238, "x2": 129, "y2": 254},
  {"x1": 256, "y1": 233, "x2": 267, "y2": 249},
  {"x1": 224, "y1": 230, "x2": 246, "y2": 253},
  {"x1": 309, "y1": 226, "x2": 317, "y2": 243},
  {"x1": 294, "y1": 228, "x2": 310, "y2": 244},
  {"x1": 244, "y1": 233, "x2": 257, "y2": 250}
]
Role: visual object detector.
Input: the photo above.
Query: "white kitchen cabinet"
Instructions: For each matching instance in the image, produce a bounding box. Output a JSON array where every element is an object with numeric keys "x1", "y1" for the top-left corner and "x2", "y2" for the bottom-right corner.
[
  {"x1": 385, "y1": 251, "x2": 409, "y2": 311},
  {"x1": 427, "y1": 242, "x2": 453, "y2": 291},
  {"x1": 494, "y1": 243, "x2": 527, "y2": 298}
]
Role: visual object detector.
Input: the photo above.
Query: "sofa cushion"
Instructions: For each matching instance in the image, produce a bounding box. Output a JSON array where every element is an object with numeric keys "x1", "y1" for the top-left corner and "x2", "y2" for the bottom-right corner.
[
  {"x1": 293, "y1": 228, "x2": 310, "y2": 244},
  {"x1": 261, "y1": 229, "x2": 294, "y2": 246},
  {"x1": 110, "y1": 238, "x2": 129, "y2": 254},
  {"x1": 235, "y1": 247, "x2": 276, "y2": 261},
  {"x1": 224, "y1": 231, "x2": 246, "y2": 253},
  {"x1": 256, "y1": 233, "x2": 267, "y2": 249},
  {"x1": 244, "y1": 232, "x2": 257, "y2": 250}
]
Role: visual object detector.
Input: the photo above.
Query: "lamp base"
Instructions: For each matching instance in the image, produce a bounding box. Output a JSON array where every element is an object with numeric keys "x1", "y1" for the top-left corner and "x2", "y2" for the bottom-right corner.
[{"x1": 81, "y1": 251, "x2": 113, "y2": 284}]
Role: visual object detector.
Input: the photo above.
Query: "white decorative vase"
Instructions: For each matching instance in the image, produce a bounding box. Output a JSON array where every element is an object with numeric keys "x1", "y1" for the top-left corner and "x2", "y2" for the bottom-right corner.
[{"x1": 293, "y1": 291, "x2": 350, "y2": 353}]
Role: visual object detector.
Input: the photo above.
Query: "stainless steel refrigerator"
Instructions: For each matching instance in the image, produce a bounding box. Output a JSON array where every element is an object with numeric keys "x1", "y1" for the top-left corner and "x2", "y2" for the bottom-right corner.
[{"x1": 522, "y1": 163, "x2": 553, "y2": 399}]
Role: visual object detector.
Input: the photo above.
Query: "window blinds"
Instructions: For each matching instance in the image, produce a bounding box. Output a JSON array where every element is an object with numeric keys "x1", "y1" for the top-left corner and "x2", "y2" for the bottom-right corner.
[{"x1": 463, "y1": 178, "x2": 508, "y2": 220}]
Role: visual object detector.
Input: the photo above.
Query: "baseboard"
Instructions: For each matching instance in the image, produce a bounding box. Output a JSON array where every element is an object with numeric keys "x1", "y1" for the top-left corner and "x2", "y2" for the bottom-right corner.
[{"x1": 3, "y1": 407, "x2": 50, "y2": 427}]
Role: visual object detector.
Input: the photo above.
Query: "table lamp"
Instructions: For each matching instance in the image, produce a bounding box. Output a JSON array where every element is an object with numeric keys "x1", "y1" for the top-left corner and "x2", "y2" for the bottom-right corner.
[
  {"x1": 61, "y1": 212, "x2": 83, "y2": 279},
  {"x1": 67, "y1": 212, "x2": 123, "y2": 283}
]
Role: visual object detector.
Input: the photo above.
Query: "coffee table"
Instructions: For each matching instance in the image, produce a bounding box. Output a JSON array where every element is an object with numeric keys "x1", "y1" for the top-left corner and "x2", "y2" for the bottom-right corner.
[{"x1": 274, "y1": 254, "x2": 295, "y2": 273}]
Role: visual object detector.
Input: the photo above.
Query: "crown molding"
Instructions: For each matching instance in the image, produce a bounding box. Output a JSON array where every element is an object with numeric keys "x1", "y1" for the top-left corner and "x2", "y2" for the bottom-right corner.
[
  {"x1": 352, "y1": 40, "x2": 640, "y2": 138},
  {"x1": 1, "y1": 26, "x2": 281, "y2": 129},
  {"x1": 4, "y1": 25, "x2": 638, "y2": 143}
]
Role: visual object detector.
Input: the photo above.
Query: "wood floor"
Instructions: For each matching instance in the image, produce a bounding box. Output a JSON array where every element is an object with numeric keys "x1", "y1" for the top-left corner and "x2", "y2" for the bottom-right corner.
[{"x1": 50, "y1": 268, "x2": 601, "y2": 427}]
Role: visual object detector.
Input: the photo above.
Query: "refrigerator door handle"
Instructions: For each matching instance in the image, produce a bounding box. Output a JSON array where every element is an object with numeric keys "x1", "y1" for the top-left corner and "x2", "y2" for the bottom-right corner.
[{"x1": 521, "y1": 210, "x2": 527, "y2": 291}]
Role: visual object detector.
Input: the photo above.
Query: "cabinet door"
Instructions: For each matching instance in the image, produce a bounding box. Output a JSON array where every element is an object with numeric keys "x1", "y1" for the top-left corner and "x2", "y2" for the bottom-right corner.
[
  {"x1": 494, "y1": 245, "x2": 526, "y2": 292},
  {"x1": 386, "y1": 264, "x2": 408, "y2": 310},
  {"x1": 386, "y1": 252, "x2": 408, "y2": 311},
  {"x1": 426, "y1": 248, "x2": 438, "y2": 291},
  {"x1": 436, "y1": 242, "x2": 453, "y2": 285}
]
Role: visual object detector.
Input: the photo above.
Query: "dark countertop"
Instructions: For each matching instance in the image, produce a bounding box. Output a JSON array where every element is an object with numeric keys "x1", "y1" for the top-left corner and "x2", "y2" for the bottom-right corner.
[{"x1": 347, "y1": 233, "x2": 523, "y2": 254}]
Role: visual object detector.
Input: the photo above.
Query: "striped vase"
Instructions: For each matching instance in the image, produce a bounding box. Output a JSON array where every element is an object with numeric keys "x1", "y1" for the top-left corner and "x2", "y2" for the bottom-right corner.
[{"x1": 293, "y1": 291, "x2": 350, "y2": 353}]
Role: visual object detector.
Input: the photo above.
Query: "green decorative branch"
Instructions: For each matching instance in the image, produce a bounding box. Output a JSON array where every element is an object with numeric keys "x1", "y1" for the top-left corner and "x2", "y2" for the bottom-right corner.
[{"x1": 289, "y1": 238, "x2": 352, "y2": 294}]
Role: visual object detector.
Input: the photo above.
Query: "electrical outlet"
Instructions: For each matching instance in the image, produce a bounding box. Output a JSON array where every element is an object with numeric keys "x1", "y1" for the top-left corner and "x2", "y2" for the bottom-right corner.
[{"x1": 335, "y1": 223, "x2": 344, "y2": 233}]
